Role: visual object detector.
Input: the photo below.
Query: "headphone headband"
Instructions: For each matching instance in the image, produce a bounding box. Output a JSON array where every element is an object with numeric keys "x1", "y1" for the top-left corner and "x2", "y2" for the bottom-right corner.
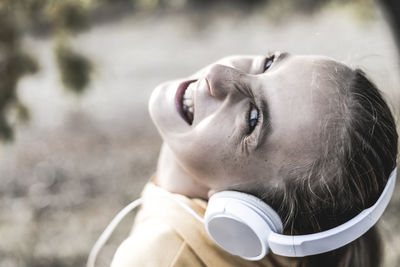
[{"x1": 268, "y1": 167, "x2": 397, "y2": 257}]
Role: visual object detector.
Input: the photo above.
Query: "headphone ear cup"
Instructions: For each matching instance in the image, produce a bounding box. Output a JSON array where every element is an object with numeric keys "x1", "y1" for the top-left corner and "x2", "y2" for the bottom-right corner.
[
  {"x1": 204, "y1": 191, "x2": 283, "y2": 261},
  {"x1": 218, "y1": 191, "x2": 284, "y2": 233}
]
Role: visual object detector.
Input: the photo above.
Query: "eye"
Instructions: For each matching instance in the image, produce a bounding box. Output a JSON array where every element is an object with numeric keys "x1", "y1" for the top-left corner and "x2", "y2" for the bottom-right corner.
[
  {"x1": 247, "y1": 103, "x2": 259, "y2": 134},
  {"x1": 263, "y1": 55, "x2": 275, "y2": 72}
]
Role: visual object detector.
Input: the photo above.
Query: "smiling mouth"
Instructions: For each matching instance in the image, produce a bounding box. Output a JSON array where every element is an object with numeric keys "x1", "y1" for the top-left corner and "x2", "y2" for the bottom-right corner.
[{"x1": 175, "y1": 80, "x2": 197, "y2": 125}]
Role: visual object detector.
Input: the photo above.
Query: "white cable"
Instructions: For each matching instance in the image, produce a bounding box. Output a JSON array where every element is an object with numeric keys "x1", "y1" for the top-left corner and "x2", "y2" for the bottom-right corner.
[
  {"x1": 169, "y1": 197, "x2": 205, "y2": 223},
  {"x1": 87, "y1": 192, "x2": 205, "y2": 267},
  {"x1": 87, "y1": 198, "x2": 143, "y2": 267}
]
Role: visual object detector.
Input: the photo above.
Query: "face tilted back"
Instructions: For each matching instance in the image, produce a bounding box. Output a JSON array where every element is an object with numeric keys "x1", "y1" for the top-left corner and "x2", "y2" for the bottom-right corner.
[{"x1": 150, "y1": 53, "x2": 352, "y2": 198}]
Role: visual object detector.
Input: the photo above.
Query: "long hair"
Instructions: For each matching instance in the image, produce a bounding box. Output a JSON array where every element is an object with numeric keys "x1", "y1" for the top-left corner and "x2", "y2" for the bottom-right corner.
[{"x1": 256, "y1": 69, "x2": 398, "y2": 267}]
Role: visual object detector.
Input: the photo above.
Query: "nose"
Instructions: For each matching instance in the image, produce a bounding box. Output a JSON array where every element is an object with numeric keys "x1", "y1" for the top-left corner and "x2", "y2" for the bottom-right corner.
[{"x1": 205, "y1": 64, "x2": 247, "y2": 100}]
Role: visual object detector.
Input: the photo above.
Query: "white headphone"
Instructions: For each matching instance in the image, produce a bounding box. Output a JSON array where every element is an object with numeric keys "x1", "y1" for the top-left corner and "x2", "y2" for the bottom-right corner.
[
  {"x1": 204, "y1": 168, "x2": 397, "y2": 260},
  {"x1": 87, "y1": 168, "x2": 397, "y2": 266}
]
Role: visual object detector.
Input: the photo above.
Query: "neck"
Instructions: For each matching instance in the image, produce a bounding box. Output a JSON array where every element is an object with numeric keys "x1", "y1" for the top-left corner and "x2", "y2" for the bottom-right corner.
[{"x1": 155, "y1": 143, "x2": 210, "y2": 200}]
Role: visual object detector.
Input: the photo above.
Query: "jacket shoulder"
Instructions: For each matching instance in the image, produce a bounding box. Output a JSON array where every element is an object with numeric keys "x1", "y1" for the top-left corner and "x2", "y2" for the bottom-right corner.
[{"x1": 111, "y1": 219, "x2": 204, "y2": 267}]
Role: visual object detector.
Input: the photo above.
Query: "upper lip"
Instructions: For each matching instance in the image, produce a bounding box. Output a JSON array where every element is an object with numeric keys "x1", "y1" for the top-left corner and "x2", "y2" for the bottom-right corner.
[{"x1": 175, "y1": 79, "x2": 197, "y2": 125}]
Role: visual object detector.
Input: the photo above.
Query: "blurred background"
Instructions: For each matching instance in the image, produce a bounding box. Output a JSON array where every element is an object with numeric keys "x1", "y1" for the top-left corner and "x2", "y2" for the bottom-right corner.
[{"x1": 0, "y1": 0, "x2": 399, "y2": 266}]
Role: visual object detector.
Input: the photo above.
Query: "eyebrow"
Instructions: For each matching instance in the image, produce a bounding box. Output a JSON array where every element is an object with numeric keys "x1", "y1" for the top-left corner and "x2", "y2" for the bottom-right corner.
[{"x1": 275, "y1": 52, "x2": 289, "y2": 65}]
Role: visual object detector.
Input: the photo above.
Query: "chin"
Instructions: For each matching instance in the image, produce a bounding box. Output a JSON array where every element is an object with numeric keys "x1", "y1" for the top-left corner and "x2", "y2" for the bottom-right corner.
[
  {"x1": 148, "y1": 80, "x2": 189, "y2": 139},
  {"x1": 148, "y1": 83, "x2": 162, "y2": 124}
]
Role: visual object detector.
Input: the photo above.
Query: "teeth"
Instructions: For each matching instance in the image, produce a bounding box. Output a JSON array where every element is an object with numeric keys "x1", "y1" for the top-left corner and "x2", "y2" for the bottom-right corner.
[
  {"x1": 183, "y1": 98, "x2": 193, "y2": 107},
  {"x1": 182, "y1": 81, "x2": 196, "y2": 119},
  {"x1": 182, "y1": 81, "x2": 195, "y2": 109},
  {"x1": 184, "y1": 82, "x2": 195, "y2": 99}
]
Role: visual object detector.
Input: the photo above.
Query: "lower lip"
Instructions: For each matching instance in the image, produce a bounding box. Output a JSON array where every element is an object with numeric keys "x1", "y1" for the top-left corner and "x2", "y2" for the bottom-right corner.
[{"x1": 175, "y1": 80, "x2": 196, "y2": 125}]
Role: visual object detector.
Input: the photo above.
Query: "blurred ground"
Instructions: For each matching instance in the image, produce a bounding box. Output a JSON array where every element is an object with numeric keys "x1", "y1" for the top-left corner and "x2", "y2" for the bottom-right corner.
[{"x1": 0, "y1": 5, "x2": 400, "y2": 267}]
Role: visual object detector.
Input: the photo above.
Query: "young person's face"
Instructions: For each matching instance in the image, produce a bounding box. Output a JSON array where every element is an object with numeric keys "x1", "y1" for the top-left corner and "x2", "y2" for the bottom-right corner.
[{"x1": 149, "y1": 53, "x2": 350, "y2": 192}]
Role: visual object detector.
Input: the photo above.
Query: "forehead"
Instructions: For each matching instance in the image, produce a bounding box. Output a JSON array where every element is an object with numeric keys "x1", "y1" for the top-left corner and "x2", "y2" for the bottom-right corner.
[
  {"x1": 277, "y1": 54, "x2": 350, "y2": 81},
  {"x1": 258, "y1": 55, "x2": 352, "y2": 160},
  {"x1": 267, "y1": 54, "x2": 352, "y2": 107}
]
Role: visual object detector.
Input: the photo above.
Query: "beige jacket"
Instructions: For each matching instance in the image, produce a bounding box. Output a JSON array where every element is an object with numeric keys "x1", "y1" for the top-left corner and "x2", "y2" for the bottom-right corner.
[{"x1": 111, "y1": 181, "x2": 299, "y2": 267}]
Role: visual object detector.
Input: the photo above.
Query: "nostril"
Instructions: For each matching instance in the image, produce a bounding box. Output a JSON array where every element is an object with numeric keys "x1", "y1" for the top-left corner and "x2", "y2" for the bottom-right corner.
[
  {"x1": 204, "y1": 77, "x2": 213, "y2": 96},
  {"x1": 206, "y1": 64, "x2": 232, "y2": 99}
]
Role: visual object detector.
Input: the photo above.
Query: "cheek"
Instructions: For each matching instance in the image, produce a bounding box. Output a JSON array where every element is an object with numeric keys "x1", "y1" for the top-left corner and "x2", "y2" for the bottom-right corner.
[
  {"x1": 172, "y1": 123, "x2": 240, "y2": 180},
  {"x1": 175, "y1": 131, "x2": 231, "y2": 177},
  {"x1": 178, "y1": 145, "x2": 251, "y2": 189}
]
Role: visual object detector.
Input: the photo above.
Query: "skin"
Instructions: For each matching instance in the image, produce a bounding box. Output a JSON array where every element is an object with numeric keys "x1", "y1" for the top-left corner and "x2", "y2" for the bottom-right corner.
[{"x1": 148, "y1": 53, "x2": 353, "y2": 200}]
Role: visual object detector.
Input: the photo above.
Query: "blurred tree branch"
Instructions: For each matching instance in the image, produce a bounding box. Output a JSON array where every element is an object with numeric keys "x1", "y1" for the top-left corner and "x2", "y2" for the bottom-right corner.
[
  {"x1": 0, "y1": 0, "x2": 93, "y2": 141},
  {"x1": 0, "y1": 9, "x2": 38, "y2": 141},
  {"x1": 56, "y1": 43, "x2": 92, "y2": 94}
]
